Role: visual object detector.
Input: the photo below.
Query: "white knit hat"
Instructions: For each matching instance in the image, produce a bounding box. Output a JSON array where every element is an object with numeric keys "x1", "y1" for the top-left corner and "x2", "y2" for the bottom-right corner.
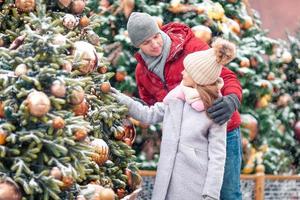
[{"x1": 183, "y1": 38, "x2": 236, "y2": 85}]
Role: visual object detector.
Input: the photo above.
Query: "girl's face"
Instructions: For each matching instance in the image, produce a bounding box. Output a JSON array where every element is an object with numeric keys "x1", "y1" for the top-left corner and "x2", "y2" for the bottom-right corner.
[
  {"x1": 139, "y1": 33, "x2": 163, "y2": 57},
  {"x1": 181, "y1": 70, "x2": 196, "y2": 87}
]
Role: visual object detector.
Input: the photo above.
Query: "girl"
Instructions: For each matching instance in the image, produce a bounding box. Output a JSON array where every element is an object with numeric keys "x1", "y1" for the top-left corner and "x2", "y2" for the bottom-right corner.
[{"x1": 112, "y1": 38, "x2": 236, "y2": 200}]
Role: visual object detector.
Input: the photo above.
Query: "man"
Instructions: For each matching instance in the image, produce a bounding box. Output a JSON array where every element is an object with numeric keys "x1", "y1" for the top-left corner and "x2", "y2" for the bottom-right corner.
[{"x1": 127, "y1": 12, "x2": 242, "y2": 200}]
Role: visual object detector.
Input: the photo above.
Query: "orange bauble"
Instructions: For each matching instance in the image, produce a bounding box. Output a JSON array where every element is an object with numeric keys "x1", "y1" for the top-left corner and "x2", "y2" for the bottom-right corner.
[
  {"x1": 0, "y1": 129, "x2": 7, "y2": 145},
  {"x1": 242, "y1": 15, "x2": 253, "y2": 29},
  {"x1": 74, "y1": 129, "x2": 88, "y2": 141},
  {"x1": 80, "y1": 16, "x2": 90, "y2": 27},
  {"x1": 61, "y1": 176, "x2": 74, "y2": 189},
  {"x1": 240, "y1": 57, "x2": 250, "y2": 68},
  {"x1": 73, "y1": 100, "x2": 89, "y2": 116},
  {"x1": 52, "y1": 117, "x2": 65, "y2": 129},
  {"x1": 100, "y1": 82, "x2": 111, "y2": 94},
  {"x1": 115, "y1": 71, "x2": 126, "y2": 82}
]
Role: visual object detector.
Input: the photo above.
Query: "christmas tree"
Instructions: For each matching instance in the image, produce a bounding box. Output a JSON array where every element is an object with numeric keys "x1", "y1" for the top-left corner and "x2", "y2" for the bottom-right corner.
[
  {"x1": 87, "y1": 0, "x2": 300, "y2": 174},
  {"x1": 0, "y1": 0, "x2": 141, "y2": 199}
]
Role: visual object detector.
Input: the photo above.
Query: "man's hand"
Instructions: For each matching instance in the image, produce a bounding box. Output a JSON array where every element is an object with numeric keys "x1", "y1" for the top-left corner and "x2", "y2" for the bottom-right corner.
[{"x1": 207, "y1": 94, "x2": 240, "y2": 125}]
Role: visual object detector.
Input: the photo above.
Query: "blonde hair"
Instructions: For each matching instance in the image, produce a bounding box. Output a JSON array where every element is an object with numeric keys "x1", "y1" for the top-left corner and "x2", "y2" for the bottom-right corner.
[{"x1": 195, "y1": 80, "x2": 220, "y2": 110}]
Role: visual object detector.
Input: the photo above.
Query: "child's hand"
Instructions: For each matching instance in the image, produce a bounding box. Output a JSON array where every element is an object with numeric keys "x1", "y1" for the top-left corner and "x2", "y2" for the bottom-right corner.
[
  {"x1": 207, "y1": 94, "x2": 240, "y2": 125},
  {"x1": 110, "y1": 87, "x2": 121, "y2": 98}
]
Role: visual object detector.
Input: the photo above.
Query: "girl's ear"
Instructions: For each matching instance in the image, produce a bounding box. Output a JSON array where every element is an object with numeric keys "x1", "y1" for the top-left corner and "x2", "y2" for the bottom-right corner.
[{"x1": 216, "y1": 77, "x2": 224, "y2": 90}]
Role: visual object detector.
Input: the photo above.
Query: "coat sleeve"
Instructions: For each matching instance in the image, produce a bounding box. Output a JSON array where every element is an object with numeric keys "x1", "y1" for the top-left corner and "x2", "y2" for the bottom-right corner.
[
  {"x1": 135, "y1": 64, "x2": 157, "y2": 105},
  {"x1": 220, "y1": 67, "x2": 243, "y2": 102},
  {"x1": 116, "y1": 93, "x2": 165, "y2": 124},
  {"x1": 202, "y1": 122, "x2": 227, "y2": 200}
]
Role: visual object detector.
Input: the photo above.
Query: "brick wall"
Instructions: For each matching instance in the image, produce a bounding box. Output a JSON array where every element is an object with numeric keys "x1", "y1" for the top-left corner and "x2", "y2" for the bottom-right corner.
[{"x1": 250, "y1": 0, "x2": 300, "y2": 39}]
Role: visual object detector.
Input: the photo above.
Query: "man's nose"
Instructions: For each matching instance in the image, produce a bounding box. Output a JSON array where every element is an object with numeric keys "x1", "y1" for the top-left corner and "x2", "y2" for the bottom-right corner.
[{"x1": 151, "y1": 40, "x2": 159, "y2": 48}]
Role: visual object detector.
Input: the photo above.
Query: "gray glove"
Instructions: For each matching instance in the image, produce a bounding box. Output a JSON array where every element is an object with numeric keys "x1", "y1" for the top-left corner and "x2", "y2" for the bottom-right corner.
[
  {"x1": 110, "y1": 87, "x2": 135, "y2": 105},
  {"x1": 207, "y1": 94, "x2": 240, "y2": 125}
]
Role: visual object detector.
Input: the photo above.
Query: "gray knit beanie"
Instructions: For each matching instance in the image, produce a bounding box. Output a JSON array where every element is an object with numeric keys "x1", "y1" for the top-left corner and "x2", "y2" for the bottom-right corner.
[{"x1": 127, "y1": 12, "x2": 160, "y2": 47}]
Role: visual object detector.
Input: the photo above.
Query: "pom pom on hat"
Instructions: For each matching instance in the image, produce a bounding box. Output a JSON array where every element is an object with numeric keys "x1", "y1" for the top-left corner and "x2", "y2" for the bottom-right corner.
[
  {"x1": 212, "y1": 38, "x2": 236, "y2": 65},
  {"x1": 183, "y1": 38, "x2": 236, "y2": 85}
]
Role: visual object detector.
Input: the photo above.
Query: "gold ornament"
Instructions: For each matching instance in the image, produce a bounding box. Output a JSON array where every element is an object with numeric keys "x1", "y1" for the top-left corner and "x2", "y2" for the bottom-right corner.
[
  {"x1": 152, "y1": 16, "x2": 163, "y2": 29},
  {"x1": 281, "y1": 51, "x2": 293, "y2": 63},
  {"x1": 240, "y1": 114, "x2": 258, "y2": 141},
  {"x1": 68, "y1": 86, "x2": 85, "y2": 105},
  {"x1": 0, "y1": 178, "x2": 22, "y2": 200},
  {"x1": 73, "y1": 41, "x2": 98, "y2": 74},
  {"x1": 123, "y1": 0, "x2": 135, "y2": 18},
  {"x1": 70, "y1": 0, "x2": 86, "y2": 14},
  {"x1": 98, "y1": 188, "x2": 115, "y2": 200},
  {"x1": 15, "y1": 0, "x2": 35, "y2": 12},
  {"x1": 62, "y1": 61, "x2": 73, "y2": 72},
  {"x1": 26, "y1": 91, "x2": 51, "y2": 117},
  {"x1": 14, "y1": 64, "x2": 27, "y2": 76},
  {"x1": 50, "y1": 167, "x2": 62, "y2": 180},
  {"x1": 51, "y1": 80, "x2": 66, "y2": 98},
  {"x1": 91, "y1": 139, "x2": 109, "y2": 165},
  {"x1": 207, "y1": 2, "x2": 224, "y2": 21},
  {"x1": 239, "y1": 57, "x2": 250, "y2": 68},
  {"x1": 191, "y1": 25, "x2": 212, "y2": 43}
]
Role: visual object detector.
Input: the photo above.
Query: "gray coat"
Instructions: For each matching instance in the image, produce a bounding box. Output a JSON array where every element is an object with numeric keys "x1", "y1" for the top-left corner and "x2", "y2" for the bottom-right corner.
[{"x1": 117, "y1": 94, "x2": 226, "y2": 200}]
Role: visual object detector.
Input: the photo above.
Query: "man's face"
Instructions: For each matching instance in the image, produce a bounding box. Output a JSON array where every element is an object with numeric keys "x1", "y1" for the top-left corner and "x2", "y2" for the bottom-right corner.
[
  {"x1": 181, "y1": 70, "x2": 196, "y2": 87},
  {"x1": 138, "y1": 33, "x2": 163, "y2": 57}
]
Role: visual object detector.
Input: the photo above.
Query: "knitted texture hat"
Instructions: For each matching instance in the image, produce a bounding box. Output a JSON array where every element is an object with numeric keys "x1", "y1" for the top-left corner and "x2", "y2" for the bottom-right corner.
[
  {"x1": 183, "y1": 38, "x2": 236, "y2": 85},
  {"x1": 127, "y1": 12, "x2": 160, "y2": 47}
]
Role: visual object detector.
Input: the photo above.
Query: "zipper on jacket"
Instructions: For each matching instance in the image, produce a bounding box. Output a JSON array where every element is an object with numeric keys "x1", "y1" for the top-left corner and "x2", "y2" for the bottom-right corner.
[{"x1": 162, "y1": 80, "x2": 169, "y2": 91}]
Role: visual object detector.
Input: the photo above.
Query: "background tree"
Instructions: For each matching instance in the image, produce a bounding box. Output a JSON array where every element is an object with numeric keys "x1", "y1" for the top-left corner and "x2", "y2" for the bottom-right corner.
[{"x1": 87, "y1": 0, "x2": 300, "y2": 174}]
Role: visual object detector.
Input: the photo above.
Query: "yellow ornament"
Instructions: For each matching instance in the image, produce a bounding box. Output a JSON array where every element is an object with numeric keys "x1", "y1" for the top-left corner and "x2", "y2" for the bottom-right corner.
[{"x1": 207, "y1": 3, "x2": 224, "y2": 21}]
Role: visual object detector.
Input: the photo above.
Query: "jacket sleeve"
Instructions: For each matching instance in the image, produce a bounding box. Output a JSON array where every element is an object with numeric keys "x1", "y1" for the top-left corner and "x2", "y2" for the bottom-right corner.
[
  {"x1": 220, "y1": 67, "x2": 243, "y2": 102},
  {"x1": 116, "y1": 93, "x2": 165, "y2": 124},
  {"x1": 135, "y1": 65, "x2": 157, "y2": 105},
  {"x1": 202, "y1": 122, "x2": 227, "y2": 200}
]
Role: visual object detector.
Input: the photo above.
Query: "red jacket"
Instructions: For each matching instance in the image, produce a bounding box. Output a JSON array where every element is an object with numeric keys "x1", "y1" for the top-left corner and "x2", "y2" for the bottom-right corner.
[{"x1": 135, "y1": 22, "x2": 242, "y2": 132}]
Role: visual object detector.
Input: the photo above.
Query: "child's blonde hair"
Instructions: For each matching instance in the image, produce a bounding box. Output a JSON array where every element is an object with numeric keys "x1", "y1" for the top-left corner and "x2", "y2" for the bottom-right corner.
[{"x1": 196, "y1": 78, "x2": 223, "y2": 109}]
